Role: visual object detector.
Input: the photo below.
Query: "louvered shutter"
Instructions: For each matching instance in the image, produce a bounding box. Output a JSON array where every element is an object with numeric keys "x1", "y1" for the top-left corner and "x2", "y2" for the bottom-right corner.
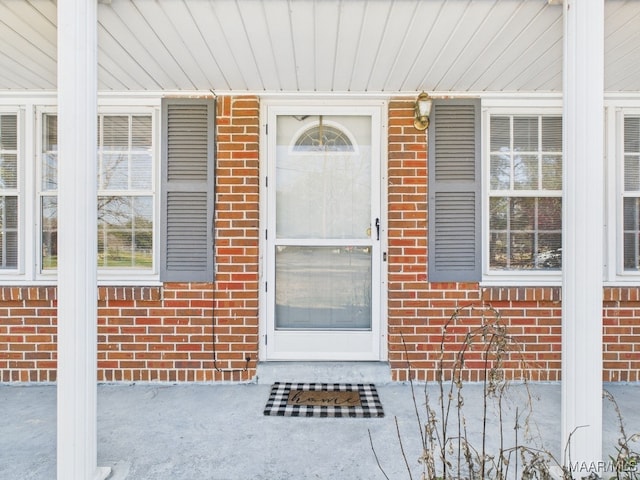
[
  {"x1": 428, "y1": 99, "x2": 481, "y2": 282},
  {"x1": 161, "y1": 98, "x2": 215, "y2": 282}
]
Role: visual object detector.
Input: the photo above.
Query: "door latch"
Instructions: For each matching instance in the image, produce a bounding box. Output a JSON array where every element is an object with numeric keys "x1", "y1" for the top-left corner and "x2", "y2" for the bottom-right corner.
[{"x1": 375, "y1": 218, "x2": 380, "y2": 240}]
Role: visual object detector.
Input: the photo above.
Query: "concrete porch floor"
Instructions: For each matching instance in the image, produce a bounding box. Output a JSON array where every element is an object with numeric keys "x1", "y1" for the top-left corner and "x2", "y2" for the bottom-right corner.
[{"x1": 2, "y1": 380, "x2": 639, "y2": 480}]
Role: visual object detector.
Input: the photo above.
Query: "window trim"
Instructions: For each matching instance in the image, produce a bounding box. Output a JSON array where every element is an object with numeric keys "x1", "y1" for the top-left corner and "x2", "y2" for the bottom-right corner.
[
  {"x1": 97, "y1": 107, "x2": 160, "y2": 280},
  {"x1": 35, "y1": 106, "x2": 56, "y2": 278},
  {"x1": 481, "y1": 104, "x2": 564, "y2": 283},
  {"x1": 613, "y1": 106, "x2": 640, "y2": 281}
]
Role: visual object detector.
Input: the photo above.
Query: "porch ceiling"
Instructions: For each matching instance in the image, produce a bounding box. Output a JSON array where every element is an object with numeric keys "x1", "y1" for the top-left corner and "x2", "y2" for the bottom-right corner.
[{"x1": 0, "y1": 0, "x2": 639, "y2": 94}]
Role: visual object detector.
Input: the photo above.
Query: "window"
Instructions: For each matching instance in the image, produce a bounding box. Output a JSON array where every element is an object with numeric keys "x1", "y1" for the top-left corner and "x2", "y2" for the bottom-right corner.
[
  {"x1": 488, "y1": 114, "x2": 563, "y2": 272},
  {"x1": 0, "y1": 114, "x2": 18, "y2": 269},
  {"x1": 623, "y1": 115, "x2": 640, "y2": 271},
  {"x1": 40, "y1": 114, "x2": 57, "y2": 270},
  {"x1": 98, "y1": 115, "x2": 153, "y2": 269},
  {"x1": 39, "y1": 112, "x2": 155, "y2": 273},
  {"x1": 293, "y1": 120, "x2": 355, "y2": 152}
]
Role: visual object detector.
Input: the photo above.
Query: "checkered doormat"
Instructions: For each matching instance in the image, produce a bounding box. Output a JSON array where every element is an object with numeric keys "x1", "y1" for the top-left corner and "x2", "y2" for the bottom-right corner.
[{"x1": 263, "y1": 382, "x2": 384, "y2": 417}]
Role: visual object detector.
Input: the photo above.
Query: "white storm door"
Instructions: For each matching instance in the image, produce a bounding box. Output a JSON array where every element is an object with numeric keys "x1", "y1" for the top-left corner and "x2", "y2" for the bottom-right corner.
[{"x1": 265, "y1": 106, "x2": 383, "y2": 360}]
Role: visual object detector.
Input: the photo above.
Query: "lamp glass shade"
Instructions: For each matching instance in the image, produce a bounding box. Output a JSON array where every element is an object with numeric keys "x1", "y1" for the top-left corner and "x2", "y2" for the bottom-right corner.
[{"x1": 416, "y1": 94, "x2": 432, "y2": 118}]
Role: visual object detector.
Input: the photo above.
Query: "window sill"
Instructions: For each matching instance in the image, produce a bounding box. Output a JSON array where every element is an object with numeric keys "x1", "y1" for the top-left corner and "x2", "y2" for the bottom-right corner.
[
  {"x1": 481, "y1": 268, "x2": 562, "y2": 286},
  {"x1": 0, "y1": 276, "x2": 162, "y2": 287}
]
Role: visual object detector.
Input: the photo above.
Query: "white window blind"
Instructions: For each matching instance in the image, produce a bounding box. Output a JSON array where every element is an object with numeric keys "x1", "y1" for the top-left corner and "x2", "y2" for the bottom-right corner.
[
  {"x1": 488, "y1": 115, "x2": 563, "y2": 271},
  {"x1": 623, "y1": 116, "x2": 640, "y2": 270},
  {"x1": 0, "y1": 114, "x2": 18, "y2": 269}
]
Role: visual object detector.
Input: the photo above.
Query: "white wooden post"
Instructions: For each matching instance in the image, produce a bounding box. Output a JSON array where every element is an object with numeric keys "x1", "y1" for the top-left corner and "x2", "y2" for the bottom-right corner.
[
  {"x1": 561, "y1": 0, "x2": 604, "y2": 475},
  {"x1": 56, "y1": 1, "x2": 109, "y2": 479}
]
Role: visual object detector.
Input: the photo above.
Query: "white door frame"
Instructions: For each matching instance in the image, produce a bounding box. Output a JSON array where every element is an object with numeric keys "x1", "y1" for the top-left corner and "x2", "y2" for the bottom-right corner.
[{"x1": 258, "y1": 97, "x2": 388, "y2": 361}]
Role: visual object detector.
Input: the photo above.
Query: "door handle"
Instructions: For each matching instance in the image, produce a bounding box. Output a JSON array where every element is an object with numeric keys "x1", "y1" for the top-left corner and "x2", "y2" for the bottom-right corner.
[{"x1": 375, "y1": 218, "x2": 380, "y2": 241}]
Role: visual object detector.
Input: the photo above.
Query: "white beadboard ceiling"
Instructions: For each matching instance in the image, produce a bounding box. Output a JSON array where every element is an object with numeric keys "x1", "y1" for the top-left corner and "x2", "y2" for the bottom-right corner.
[{"x1": 0, "y1": 0, "x2": 638, "y2": 94}]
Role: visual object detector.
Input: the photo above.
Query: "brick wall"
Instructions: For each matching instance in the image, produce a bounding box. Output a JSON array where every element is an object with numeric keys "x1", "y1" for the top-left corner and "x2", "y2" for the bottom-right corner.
[
  {"x1": 0, "y1": 96, "x2": 639, "y2": 384},
  {"x1": 3, "y1": 284, "x2": 635, "y2": 383},
  {"x1": 0, "y1": 287, "x2": 57, "y2": 382},
  {"x1": 389, "y1": 284, "x2": 561, "y2": 383},
  {"x1": 98, "y1": 284, "x2": 255, "y2": 383},
  {"x1": 386, "y1": 98, "x2": 431, "y2": 380},
  {"x1": 604, "y1": 288, "x2": 640, "y2": 382},
  {"x1": 385, "y1": 98, "x2": 638, "y2": 383},
  {"x1": 208, "y1": 95, "x2": 260, "y2": 381}
]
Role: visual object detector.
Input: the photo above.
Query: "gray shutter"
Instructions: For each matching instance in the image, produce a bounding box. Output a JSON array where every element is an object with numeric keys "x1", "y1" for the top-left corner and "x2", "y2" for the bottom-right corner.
[
  {"x1": 161, "y1": 98, "x2": 215, "y2": 282},
  {"x1": 428, "y1": 99, "x2": 481, "y2": 282}
]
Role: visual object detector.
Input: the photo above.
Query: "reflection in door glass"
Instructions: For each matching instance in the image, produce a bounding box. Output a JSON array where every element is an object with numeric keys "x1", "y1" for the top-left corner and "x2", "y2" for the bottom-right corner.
[{"x1": 275, "y1": 246, "x2": 372, "y2": 330}]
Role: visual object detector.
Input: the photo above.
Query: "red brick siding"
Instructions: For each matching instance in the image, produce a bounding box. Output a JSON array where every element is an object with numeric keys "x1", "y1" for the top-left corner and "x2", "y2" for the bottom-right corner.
[
  {"x1": 0, "y1": 287, "x2": 57, "y2": 382},
  {"x1": 209, "y1": 95, "x2": 260, "y2": 381},
  {"x1": 98, "y1": 284, "x2": 255, "y2": 383},
  {"x1": 0, "y1": 96, "x2": 639, "y2": 383},
  {"x1": 604, "y1": 288, "x2": 640, "y2": 382},
  {"x1": 387, "y1": 98, "x2": 431, "y2": 381},
  {"x1": 1, "y1": 285, "x2": 634, "y2": 384}
]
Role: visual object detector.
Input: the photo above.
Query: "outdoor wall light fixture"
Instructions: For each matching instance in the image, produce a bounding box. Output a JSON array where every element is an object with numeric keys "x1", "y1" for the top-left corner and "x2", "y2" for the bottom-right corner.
[{"x1": 414, "y1": 91, "x2": 432, "y2": 131}]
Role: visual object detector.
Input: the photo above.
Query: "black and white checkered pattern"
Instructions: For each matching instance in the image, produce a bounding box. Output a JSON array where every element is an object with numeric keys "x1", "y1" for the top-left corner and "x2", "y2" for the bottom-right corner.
[{"x1": 263, "y1": 382, "x2": 384, "y2": 418}]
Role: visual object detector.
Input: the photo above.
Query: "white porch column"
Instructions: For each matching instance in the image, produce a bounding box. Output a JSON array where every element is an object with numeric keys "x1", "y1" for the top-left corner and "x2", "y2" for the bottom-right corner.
[
  {"x1": 56, "y1": 1, "x2": 109, "y2": 479},
  {"x1": 562, "y1": 0, "x2": 604, "y2": 473}
]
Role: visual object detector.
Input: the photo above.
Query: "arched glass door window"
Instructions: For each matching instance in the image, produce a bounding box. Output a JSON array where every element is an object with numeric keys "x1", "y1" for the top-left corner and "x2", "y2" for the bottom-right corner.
[{"x1": 292, "y1": 116, "x2": 355, "y2": 153}]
